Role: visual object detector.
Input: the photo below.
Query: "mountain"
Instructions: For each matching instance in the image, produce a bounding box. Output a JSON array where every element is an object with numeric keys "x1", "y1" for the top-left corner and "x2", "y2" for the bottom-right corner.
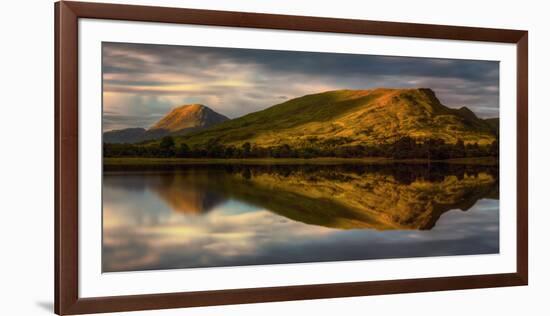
[
  {"x1": 149, "y1": 104, "x2": 229, "y2": 133},
  {"x1": 175, "y1": 88, "x2": 497, "y2": 148},
  {"x1": 103, "y1": 104, "x2": 229, "y2": 144}
]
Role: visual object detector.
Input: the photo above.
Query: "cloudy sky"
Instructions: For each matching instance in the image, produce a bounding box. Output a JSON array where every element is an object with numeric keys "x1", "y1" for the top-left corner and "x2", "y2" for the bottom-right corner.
[{"x1": 102, "y1": 42, "x2": 499, "y2": 132}]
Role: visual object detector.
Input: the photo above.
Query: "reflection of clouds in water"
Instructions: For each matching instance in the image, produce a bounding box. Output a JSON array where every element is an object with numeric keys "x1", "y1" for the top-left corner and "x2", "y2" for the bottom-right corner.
[
  {"x1": 103, "y1": 195, "x2": 498, "y2": 272},
  {"x1": 402, "y1": 199, "x2": 499, "y2": 240},
  {"x1": 102, "y1": 167, "x2": 499, "y2": 272},
  {"x1": 103, "y1": 191, "x2": 170, "y2": 228},
  {"x1": 103, "y1": 203, "x2": 333, "y2": 271}
]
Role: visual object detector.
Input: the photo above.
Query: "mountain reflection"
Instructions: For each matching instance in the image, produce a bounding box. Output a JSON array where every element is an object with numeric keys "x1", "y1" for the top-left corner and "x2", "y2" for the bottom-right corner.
[
  {"x1": 105, "y1": 163, "x2": 498, "y2": 230},
  {"x1": 103, "y1": 163, "x2": 499, "y2": 272},
  {"x1": 151, "y1": 171, "x2": 225, "y2": 214}
]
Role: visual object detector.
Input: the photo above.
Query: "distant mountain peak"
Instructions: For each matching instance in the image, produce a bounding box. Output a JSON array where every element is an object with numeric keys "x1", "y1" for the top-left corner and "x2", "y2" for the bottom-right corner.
[
  {"x1": 149, "y1": 104, "x2": 229, "y2": 133},
  {"x1": 103, "y1": 104, "x2": 228, "y2": 144}
]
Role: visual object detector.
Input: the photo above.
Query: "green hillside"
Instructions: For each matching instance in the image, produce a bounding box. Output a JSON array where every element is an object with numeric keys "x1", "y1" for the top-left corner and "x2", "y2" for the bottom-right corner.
[{"x1": 173, "y1": 88, "x2": 497, "y2": 148}]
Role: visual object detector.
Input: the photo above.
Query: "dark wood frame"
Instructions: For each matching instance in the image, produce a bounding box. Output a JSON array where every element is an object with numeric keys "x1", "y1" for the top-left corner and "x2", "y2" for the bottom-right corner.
[{"x1": 55, "y1": 1, "x2": 528, "y2": 314}]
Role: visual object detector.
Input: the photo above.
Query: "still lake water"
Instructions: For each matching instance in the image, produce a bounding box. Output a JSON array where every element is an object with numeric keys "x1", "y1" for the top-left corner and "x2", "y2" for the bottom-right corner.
[{"x1": 102, "y1": 163, "x2": 499, "y2": 272}]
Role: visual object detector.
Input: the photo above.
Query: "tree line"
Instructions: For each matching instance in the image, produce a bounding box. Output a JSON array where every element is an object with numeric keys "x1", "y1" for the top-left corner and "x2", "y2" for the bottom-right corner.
[{"x1": 103, "y1": 136, "x2": 499, "y2": 160}]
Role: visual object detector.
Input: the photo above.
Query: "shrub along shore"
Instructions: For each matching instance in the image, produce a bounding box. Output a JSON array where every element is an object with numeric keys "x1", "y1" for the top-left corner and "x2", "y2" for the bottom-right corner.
[{"x1": 104, "y1": 136, "x2": 499, "y2": 161}]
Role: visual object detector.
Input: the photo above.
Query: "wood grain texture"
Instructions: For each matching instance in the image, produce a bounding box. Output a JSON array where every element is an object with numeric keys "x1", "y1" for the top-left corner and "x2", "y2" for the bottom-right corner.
[
  {"x1": 54, "y1": 1, "x2": 528, "y2": 314},
  {"x1": 55, "y1": 1, "x2": 79, "y2": 315},
  {"x1": 64, "y1": 1, "x2": 526, "y2": 42},
  {"x1": 516, "y1": 33, "x2": 528, "y2": 283}
]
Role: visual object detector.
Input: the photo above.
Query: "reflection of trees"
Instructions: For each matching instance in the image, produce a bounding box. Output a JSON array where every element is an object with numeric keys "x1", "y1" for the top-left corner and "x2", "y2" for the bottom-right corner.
[
  {"x1": 221, "y1": 163, "x2": 499, "y2": 186},
  {"x1": 107, "y1": 163, "x2": 498, "y2": 230}
]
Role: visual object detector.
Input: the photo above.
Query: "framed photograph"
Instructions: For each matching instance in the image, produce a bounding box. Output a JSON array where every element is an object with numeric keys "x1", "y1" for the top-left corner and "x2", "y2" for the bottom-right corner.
[{"x1": 55, "y1": 1, "x2": 528, "y2": 315}]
